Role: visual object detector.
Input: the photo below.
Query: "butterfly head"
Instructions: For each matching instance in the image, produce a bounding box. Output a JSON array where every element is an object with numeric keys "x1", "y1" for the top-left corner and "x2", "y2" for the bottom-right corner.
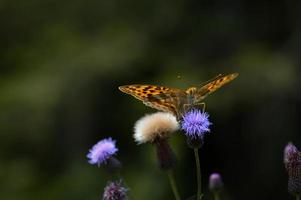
[
  {"x1": 185, "y1": 87, "x2": 198, "y2": 105},
  {"x1": 185, "y1": 87, "x2": 197, "y2": 95}
]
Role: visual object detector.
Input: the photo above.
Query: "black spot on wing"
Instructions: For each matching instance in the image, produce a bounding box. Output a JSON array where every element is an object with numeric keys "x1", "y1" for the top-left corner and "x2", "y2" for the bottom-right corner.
[
  {"x1": 146, "y1": 95, "x2": 160, "y2": 101},
  {"x1": 143, "y1": 86, "x2": 152, "y2": 91},
  {"x1": 146, "y1": 93, "x2": 170, "y2": 101}
]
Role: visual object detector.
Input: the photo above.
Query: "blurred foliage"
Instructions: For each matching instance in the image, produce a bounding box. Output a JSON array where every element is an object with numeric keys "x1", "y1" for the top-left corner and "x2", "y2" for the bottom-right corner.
[{"x1": 1, "y1": 0, "x2": 301, "y2": 199}]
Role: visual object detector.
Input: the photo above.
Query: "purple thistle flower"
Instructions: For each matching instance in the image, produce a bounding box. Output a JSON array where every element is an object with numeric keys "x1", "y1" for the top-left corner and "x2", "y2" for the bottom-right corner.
[
  {"x1": 284, "y1": 142, "x2": 301, "y2": 195},
  {"x1": 103, "y1": 180, "x2": 128, "y2": 200},
  {"x1": 181, "y1": 109, "x2": 211, "y2": 139},
  {"x1": 87, "y1": 138, "x2": 118, "y2": 166},
  {"x1": 284, "y1": 142, "x2": 298, "y2": 167},
  {"x1": 209, "y1": 173, "x2": 224, "y2": 192}
]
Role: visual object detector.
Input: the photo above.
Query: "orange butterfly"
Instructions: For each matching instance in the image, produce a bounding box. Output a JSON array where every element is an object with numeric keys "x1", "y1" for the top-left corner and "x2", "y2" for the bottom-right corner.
[{"x1": 119, "y1": 73, "x2": 238, "y2": 119}]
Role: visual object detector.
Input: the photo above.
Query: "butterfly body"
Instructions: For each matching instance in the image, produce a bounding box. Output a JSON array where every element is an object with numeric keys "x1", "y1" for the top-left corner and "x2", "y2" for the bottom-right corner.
[
  {"x1": 119, "y1": 73, "x2": 238, "y2": 119},
  {"x1": 185, "y1": 87, "x2": 199, "y2": 104}
]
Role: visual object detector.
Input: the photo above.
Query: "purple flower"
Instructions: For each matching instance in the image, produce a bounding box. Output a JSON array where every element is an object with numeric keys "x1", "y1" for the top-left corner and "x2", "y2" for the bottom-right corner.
[
  {"x1": 87, "y1": 138, "x2": 118, "y2": 166},
  {"x1": 103, "y1": 180, "x2": 128, "y2": 200},
  {"x1": 209, "y1": 173, "x2": 224, "y2": 192},
  {"x1": 181, "y1": 109, "x2": 211, "y2": 139},
  {"x1": 284, "y1": 142, "x2": 301, "y2": 195},
  {"x1": 284, "y1": 142, "x2": 298, "y2": 167}
]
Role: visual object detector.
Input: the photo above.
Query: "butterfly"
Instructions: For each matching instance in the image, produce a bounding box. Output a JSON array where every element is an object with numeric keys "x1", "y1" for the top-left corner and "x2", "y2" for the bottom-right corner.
[{"x1": 119, "y1": 73, "x2": 238, "y2": 120}]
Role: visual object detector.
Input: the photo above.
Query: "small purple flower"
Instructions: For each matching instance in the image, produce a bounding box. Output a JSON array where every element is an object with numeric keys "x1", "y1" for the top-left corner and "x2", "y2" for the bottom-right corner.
[
  {"x1": 209, "y1": 173, "x2": 224, "y2": 192},
  {"x1": 87, "y1": 138, "x2": 118, "y2": 166},
  {"x1": 181, "y1": 109, "x2": 211, "y2": 139},
  {"x1": 284, "y1": 142, "x2": 301, "y2": 195},
  {"x1": 103, "y1": 180, "x2": 128, "y2": 200},
  {"x1": 284, "y1": 142, "x2": 298, "y2": 167}
]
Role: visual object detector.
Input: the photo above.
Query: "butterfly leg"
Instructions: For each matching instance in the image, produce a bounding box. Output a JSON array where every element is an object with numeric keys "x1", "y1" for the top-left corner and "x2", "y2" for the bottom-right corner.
[
  {"x1": 200, "y1": 74, "x2": 222, "y2": 86},
  {"x1": 183, "y1": 102, "x2": 206, "y2": 112},
  {"x1": 179, "y1": 104, "x2": 192, "y2": 120},
  {"x1": 181, "y1": 103, "x2": 206, "y2": 120},
  {"x1": 183, "y1": 104, "x2": 193, "y2": 113},
  {"x1": 194, "y1": 102, "x2": 206, "y2": 112}
]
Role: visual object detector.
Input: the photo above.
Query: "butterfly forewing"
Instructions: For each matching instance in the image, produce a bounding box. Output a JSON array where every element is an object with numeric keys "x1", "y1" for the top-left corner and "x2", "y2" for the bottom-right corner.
[
  {"x1": 118, "y1": 84, "x2": 186, "y2": 117},
  {"x1": 195, "y1": 73, "x2": 238, "y2": 101},
  {"x1": 119, "y1": 85, "x2": 170, "y2": 100}
]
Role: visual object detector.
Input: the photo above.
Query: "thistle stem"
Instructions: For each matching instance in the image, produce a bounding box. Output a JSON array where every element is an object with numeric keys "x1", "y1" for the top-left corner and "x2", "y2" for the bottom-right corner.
[
  {"x1": 167, "y1": 170, "x2": 181, "y2": 200},
  {"x1": 213, "y1": 192, "x2": 220, "y2": 200},
  {"x1": 296, "y1": 194, "x2": 300, "y2": 200},
  {"x1": 194, "y1": 148, "x2": 202, "y2": 200}
]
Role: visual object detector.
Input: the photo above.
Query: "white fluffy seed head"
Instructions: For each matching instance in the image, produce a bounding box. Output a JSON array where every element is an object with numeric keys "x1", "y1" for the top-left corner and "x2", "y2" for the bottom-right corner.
[{"x1": 133, "y1": 112, "x2": 179, "y2": 144}]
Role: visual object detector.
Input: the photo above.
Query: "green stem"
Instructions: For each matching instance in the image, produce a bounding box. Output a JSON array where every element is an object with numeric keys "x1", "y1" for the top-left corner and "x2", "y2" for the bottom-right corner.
[
  {"x1": 213, "y1": 192, "x2": 220, "y2": 200},
  {"x1": 296, "y1": 194, "x2": 300, "y2": 200},
  {"x1": 167, "y1": 170, "x2": 181, "y2": 200},
  {"x1": 194, "y1": 148, "x2": 202, "y2": 200}
]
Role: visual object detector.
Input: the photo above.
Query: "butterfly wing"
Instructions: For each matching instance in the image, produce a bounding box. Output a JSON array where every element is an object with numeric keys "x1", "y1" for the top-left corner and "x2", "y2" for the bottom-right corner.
[
  {"x1": 195, "y1": 73, "x2": 239, "y2": 101},
  {"x1": 118, "y1": 84, "x2": 186, "y2": 117}
]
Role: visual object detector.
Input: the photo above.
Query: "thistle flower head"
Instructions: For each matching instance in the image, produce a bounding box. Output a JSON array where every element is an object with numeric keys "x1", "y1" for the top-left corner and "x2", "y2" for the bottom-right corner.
[
  {"x1": 103, "y1": 180, "x2": 128, "y2": 200},
  {"x1": 209, "y1": 173, "x2": 224, "y2": 193},
  {"x1": 181, "y1": 109, "x2": 211, "y2": 139},
  {"x1": 134, "y1": 112, "x2": 179, "y2": 144},
  {"x1": 87, "y1": 138, "x2": 118, "y2": 166},
  {"x1": 134, "y1": 112, "x2": 178, "y2": 170},
  {"x1": 284, "y1": 142, "x2": 298, "y2": 167},
  {"x1": 283, "y1": 142, "x2": 301, "y2": 195}
]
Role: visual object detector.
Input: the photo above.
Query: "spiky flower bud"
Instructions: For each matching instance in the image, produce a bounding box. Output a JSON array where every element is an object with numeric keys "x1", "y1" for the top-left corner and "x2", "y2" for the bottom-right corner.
[
  {"x1": 284, "y1": 142, "x2": 301, "y2": 195},
  {"x1": 209, "y1": 173, "x2": 224, "y2": 193},
  {"x1": 103, "y1": 180, "x2": 128, "y2": 200}
]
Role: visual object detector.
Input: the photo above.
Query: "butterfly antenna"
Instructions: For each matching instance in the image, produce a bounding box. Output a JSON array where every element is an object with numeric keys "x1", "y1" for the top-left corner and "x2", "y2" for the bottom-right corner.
[{"x1": 199, "y1": 74, "x2": 223, "y2": 86}]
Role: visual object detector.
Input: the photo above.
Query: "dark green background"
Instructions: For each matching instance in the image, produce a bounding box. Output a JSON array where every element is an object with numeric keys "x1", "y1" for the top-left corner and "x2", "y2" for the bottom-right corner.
[{"x1": 1, "y1": 0, "x2": 300, "y2": 199}]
